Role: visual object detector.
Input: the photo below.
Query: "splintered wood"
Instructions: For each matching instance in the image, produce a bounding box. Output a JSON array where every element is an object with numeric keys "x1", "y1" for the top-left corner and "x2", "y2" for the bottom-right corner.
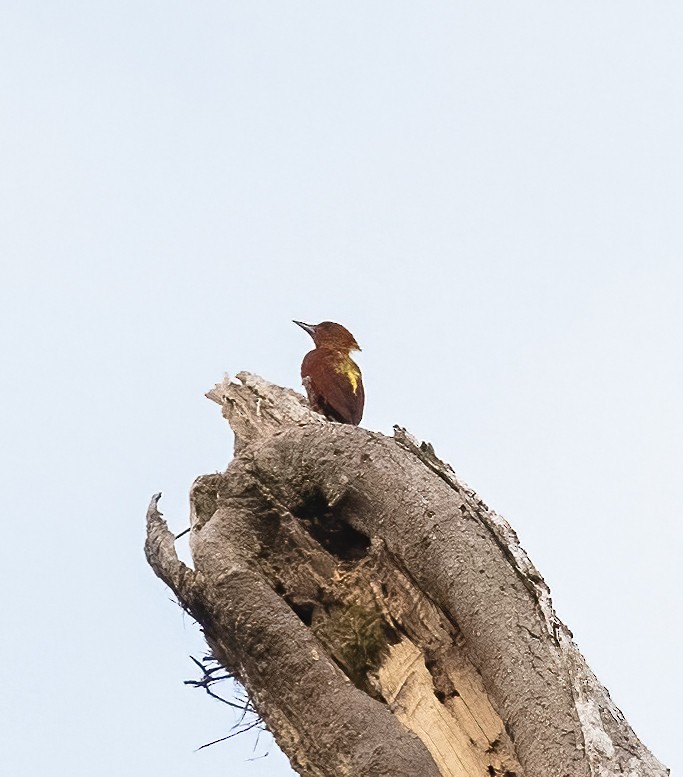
[
  {"x1": 249, "y1": 496, "x2": 523, "y2": 777},
  {"x1": 367, "y1": 551, "x2": 522, "y2": 777}
]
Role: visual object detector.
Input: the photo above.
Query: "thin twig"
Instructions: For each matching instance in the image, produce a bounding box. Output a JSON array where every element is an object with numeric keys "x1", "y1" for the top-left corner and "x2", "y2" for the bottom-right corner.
[{"x1": 195, "y1": 720, "x2": 262, "y2": 752}]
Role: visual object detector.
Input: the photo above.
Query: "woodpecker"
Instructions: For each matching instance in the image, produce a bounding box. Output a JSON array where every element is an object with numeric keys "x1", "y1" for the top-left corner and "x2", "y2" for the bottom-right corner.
[{"x1": 293, "y1": 321, "x2": 364, "y2": 425}]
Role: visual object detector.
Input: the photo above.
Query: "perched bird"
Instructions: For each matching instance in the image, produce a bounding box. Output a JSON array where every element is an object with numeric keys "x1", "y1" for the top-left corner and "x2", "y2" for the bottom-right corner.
[{"x1": 293, "y1": 320, "x2": 364, "y2": 425}]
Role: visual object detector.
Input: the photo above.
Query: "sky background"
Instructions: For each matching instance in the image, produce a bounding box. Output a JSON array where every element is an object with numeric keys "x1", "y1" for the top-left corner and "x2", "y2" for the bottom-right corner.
[{"x1": 1, "y1": 2, "x2": 681, "y2": 775}]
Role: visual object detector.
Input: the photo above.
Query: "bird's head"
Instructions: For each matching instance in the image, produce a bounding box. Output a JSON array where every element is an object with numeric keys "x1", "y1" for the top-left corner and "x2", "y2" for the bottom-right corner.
[{"x1": 293, "y1": 320, "x2": 361, "y2": 353}]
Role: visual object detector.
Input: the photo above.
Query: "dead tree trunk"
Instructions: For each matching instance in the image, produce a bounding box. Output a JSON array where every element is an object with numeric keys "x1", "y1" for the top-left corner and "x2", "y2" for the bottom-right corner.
[{"x1": 145, "y1": 373, "x2": 668, "y2": 777}]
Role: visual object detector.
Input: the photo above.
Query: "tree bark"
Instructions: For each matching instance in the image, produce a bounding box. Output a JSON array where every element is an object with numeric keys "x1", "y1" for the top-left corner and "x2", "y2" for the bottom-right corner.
[{"x1": 145, "y1": 372, "x2": 669, "y2": 777}]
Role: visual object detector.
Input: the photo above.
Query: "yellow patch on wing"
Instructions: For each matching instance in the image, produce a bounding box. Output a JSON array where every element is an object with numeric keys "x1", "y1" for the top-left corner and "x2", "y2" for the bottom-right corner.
[{"x1": 335, "y1": 359, "x2": 361, "y2": 394}]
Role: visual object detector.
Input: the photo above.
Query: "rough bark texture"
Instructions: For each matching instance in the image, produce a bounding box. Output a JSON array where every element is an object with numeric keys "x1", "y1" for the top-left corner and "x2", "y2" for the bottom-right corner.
[{"x1": 145, "y1": 372, "x2": 669, "y2": 777}]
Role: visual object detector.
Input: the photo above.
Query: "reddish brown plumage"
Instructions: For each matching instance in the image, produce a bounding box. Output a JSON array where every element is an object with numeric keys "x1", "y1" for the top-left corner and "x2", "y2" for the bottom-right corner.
[{"x1": 294, "y1": 321, "x2": 364, "y2": 426}]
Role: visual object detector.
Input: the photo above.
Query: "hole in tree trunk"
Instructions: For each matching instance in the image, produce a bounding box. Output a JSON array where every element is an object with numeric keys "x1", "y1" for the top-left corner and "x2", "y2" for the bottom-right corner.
[
  {"x1": 293, "y1": 491, "x2": 370, "y2": 562},
  {"x1": 290, "y1": 602, "x2": 314, "y2": 627}
]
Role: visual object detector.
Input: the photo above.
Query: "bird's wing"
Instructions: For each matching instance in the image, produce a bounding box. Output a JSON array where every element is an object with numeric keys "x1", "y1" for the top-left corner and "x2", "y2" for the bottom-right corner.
[{"x1": 301, "y1": 350, "x2": 364, "y2": 425}]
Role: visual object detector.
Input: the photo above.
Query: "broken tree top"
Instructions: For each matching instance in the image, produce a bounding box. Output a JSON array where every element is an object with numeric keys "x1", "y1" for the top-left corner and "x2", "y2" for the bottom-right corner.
[{"x1": 145, "y1": 373, "x2": 669, "y2": 777}]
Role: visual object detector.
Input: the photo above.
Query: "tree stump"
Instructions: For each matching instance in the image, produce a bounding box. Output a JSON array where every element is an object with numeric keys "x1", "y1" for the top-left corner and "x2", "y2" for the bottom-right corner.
[{"x1": 145, "y1": 373, "x2": 668, "y2": 777}]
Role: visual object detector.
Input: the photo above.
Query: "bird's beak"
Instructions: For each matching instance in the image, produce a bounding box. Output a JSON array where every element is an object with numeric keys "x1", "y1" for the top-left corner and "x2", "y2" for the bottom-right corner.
[{"x1": 293, "y1": 320, "x2": 316, "y2": 337}]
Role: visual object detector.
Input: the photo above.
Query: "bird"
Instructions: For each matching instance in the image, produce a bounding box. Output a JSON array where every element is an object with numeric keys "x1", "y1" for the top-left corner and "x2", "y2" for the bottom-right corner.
[{"x1": 293, "y1": 320, "x2": 364, "y2": 425}]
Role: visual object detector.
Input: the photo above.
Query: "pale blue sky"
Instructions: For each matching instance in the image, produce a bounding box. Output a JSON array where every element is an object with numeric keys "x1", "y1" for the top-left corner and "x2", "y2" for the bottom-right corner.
[{"x1": 1, "y1": 3, "x2": 681, "y2": 775}]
